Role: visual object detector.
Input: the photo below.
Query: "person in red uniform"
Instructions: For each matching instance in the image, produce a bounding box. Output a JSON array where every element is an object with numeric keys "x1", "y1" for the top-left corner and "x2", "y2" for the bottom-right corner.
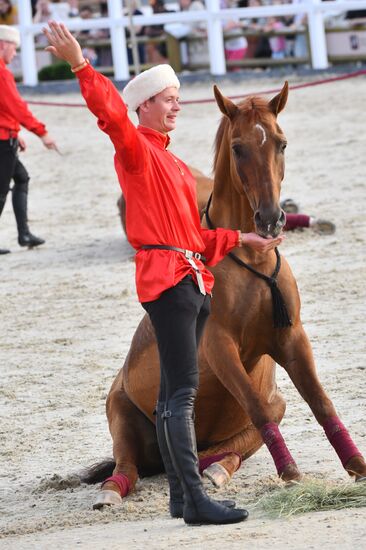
[
  {"x1": 0, "y1": 25, "x2": 57, "y2": 254},
  {"x1": 44, "y1": 21, "x2": 284, "y2": 526}
]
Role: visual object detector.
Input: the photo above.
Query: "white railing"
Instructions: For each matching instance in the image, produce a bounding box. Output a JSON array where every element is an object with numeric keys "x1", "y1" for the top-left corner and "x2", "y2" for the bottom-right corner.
[{"x1": 16, "y1": 0, "x2": 366, "y2": 85}]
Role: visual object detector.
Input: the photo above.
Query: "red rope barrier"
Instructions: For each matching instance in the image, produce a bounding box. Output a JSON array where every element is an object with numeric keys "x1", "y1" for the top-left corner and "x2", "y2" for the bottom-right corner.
[{"x1": 26, "y1": 69, "x2": 366, "y2": 109}]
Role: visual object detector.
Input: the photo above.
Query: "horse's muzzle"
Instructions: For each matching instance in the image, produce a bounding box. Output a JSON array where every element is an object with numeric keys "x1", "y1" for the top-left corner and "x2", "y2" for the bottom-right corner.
[{"x1": 254, "y1": 208, "x2": 286, "y2": 238}]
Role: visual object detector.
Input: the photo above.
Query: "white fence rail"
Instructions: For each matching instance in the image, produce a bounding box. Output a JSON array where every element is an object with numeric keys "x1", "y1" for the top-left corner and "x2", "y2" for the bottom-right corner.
[{"x1": 16, "y1": 0, "x2": 366, "y2": 85}]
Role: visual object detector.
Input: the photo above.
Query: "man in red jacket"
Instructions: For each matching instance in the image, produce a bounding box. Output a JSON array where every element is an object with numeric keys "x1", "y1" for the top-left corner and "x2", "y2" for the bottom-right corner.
[
  {"x1": 0, "y1": 24, "x2": 57, "y2": 254},
  {"x1": 44, "y1": 21, "x2": 284, "y2": 525}
]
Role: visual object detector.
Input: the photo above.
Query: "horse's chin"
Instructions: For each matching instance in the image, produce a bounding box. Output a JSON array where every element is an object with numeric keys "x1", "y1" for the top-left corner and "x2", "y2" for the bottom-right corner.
[{"x1": 256, "y1": 227, "x2": 283, "y2": 239}]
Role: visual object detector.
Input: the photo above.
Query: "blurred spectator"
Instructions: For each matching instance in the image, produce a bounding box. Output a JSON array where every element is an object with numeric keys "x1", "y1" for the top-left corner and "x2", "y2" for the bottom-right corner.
[
  {"x1": 99, "y1": 2, "x2": 108, "y2": 17},
  {"x1": 241, "y1": 0, "x2": 271, "y2": 58},
  {"x1": 345, "y1": 2, "x2": 366, "y2": 28},
  {"x1": 124, "y1": 0, "x2": 146, "y2": 66},
  {"x1": 31, "y1": 0, "x2": 38, "y2": 18},
  {"x1": 145, "y1": 0, "x2": 173, "y2": 64},
  {"x1": 289, "y1": 0, "x2": 308, "y2": 58},
  {"x1": 221, "y1": 0, "x2": 248, "y2": 68},
  {"x1": 68, "y1": 0, "x2": 80, "y2": 17},
  {"x1": 164, "y1": 0, "x2": 206, "y2": 65},
  {"x1": 49, "y1": 1, "x2": 70, "y2": 20},
  {"x1": 0, "y1": 0, "x2": 17, "y2": 25},
  {"x1": 264, "y1": 1, "x2": 287, "y2": 60},
  {"x1": 33, "y1": 0, "x2": 52, "y2": 25},
  {"x1": 33, "y1": 0, "x2": 53, "y2": 46},
  {"x1": 74, "y1": 5, "x2": 110, "y2": 67},
  {"x1": 33, "y1": 0, "x2": 71, "y2": 24}
]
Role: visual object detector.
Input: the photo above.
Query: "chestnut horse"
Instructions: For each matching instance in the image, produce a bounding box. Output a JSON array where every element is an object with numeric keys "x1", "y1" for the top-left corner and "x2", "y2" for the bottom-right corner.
[{"x1": 87, "y1": 83, "x2": 366, "y2": 509}]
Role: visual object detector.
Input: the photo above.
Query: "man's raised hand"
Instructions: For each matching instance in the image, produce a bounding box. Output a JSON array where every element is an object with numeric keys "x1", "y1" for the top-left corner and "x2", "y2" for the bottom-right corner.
[{"x1": 43, "y1": 21, "x2": 84, "y2": 68}]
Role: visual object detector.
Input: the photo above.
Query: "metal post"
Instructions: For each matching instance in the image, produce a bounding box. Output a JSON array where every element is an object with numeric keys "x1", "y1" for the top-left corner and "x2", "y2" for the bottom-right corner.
[
  {"x1": 307, "y1": 0, "x2": 328, "y2": 69},
  {"x1": 18, "y1": 0, "x2": 38, "y2": 86},
  {"x1": 205, "y1": 0, "x2": 226, "y2": 75},
  {"x1": 107, "y1": 0, "x2": 130, "y2": 81}
]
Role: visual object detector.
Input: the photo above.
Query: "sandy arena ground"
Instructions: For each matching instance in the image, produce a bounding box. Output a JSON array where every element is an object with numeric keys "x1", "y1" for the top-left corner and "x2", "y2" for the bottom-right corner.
[{"x1": 0, "y1": 73, "x2": 365, "y2": 549}]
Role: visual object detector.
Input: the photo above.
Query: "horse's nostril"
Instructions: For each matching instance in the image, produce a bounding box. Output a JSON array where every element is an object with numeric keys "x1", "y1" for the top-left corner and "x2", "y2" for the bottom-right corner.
[
  {"x1": 254, "y1": 210, "x2": 261, "y2": 225},
  {"x1": 279, "y1": 209, "x2": 286, "y2": 225}
]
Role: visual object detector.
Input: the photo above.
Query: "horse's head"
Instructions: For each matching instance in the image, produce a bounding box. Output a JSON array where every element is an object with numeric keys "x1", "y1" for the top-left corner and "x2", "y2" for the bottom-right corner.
[{"x1": 213, "y1": 82, "x2": 288, "y2": 238}]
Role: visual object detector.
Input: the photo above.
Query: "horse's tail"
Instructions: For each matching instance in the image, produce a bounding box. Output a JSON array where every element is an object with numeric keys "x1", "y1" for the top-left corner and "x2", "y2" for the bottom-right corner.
[{"x1": 79, "y1": 458, "x2": 116, "y2": 485}]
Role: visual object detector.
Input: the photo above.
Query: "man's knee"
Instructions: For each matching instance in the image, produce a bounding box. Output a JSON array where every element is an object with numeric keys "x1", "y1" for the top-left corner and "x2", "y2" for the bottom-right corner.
[{"x1": 12, "y1": 177, "x2": 29, "y2": 194}]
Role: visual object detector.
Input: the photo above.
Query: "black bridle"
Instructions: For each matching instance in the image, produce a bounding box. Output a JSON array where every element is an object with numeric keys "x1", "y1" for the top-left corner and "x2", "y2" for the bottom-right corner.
[{"x1": 204, "y1": 193, "x2": 292, "y2": 329}]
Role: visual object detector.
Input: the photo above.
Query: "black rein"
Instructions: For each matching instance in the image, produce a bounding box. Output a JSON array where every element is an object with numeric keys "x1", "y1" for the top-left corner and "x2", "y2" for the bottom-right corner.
[{"x1": 204, "y1": 193, "x2": 292, "y2": 329}]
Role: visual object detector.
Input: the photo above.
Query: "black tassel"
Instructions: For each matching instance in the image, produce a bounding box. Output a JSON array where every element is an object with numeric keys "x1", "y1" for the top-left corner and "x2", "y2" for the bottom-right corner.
[
  {"x1": 269, "y1": 278, "x2": 292, "y2": 329},
  {"x1": 205, "y1": 194, "x2": 291, "y2": 329}
]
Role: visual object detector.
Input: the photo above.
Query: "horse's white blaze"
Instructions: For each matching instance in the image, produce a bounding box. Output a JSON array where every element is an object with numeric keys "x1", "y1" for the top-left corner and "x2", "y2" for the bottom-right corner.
[{"x1": 255, "y1": 123, "x2": 267, "y2": 147}]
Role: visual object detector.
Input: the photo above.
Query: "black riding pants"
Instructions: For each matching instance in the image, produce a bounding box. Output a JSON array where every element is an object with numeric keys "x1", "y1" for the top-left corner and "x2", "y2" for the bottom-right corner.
[
  {"x1": 0, "y1": 139, "x2": 29, "y2": 205},
  {"x1": 142, "y1": 275, "x2": 211, "y2": 402}
]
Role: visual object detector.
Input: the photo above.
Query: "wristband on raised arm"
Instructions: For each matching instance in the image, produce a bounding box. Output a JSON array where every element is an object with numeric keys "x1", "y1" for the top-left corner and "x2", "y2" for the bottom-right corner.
[{"x1": 71, "y1": 58, "x2": 89, "y2": 73}]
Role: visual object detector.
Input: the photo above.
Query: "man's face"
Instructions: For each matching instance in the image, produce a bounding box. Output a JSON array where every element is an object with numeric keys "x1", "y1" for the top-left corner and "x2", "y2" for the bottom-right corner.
[
  {"x1": 139, "y1": 86, "x2": 181, "y2": 135},
  {"x1": 0, "y1": 40, "x2": 17, "y2": 64}
]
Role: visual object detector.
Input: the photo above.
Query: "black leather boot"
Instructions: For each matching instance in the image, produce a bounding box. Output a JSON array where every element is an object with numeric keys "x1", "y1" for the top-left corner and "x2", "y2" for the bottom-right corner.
[
  {"x1": 12, "y1": 188, "x2": 45, "y2": 248},
  {"x1": 163, "y1": 387, "x2": 249, "y2": 525},
  {"x1": 156, "y1": 401, "x2": 235, "y2": 518},
  {"x1": 0, "y1": 195, "x2": 10, "y2": 254},
  {"x1": 156, "y1": 400, "x2": 185, "y2": 518}
]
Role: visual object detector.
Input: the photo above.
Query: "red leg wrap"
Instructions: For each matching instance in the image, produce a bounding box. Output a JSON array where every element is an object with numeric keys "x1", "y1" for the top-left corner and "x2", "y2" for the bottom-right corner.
[
  {"x1": 101, "y1": 473, "x2": 130, "y2": 497},
  {"x1": 199, "y1": 451, "x2": 242, "y2": 475},
  {"x1": 261, "y1": 422, "x2": 296, "y2": 475},
  {"x1": 284, "y1": 213, "x2": 310, "y2": 231},
  {"x1": 323, "y1": 416, "x2": 363, "y2": 468}
]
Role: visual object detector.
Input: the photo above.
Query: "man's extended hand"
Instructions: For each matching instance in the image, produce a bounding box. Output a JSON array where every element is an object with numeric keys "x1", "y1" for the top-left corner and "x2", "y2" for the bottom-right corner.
[
  {"x1": 43, "y1": 21, "x2": 84, "y2": 67},
  {"x1": 240, "y1": 232, "x2": 284, "y2": 253},
  {"x1": 40, "y1": 133, "x2": 59, "y2": 152},
  {"x1": 18, "y1": 136, "x2": 26, "y2": 152}
]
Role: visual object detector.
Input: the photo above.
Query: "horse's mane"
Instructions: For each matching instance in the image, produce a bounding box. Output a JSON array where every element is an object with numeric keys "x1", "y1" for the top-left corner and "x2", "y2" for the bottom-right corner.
[{"x1": 213, "y1": 96, "x2": 273, "y2": 170}]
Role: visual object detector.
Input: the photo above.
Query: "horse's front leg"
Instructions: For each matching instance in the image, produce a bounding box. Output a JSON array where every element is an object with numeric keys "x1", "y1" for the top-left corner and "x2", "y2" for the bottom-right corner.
[
  {"x1": 274, "y1": 326, "x2": 366, "y2": 481},
  {"x1": 204, "y1": 328, "x2": 302, "y2": 482}
]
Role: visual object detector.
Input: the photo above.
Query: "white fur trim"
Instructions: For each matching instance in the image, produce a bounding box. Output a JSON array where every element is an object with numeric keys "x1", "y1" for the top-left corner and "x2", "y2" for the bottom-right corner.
[
  {"x1": 0, "y1": 25, "x2": 20, "y2": 47},
  {"x1": 123, "y1": 64, "x2": 180, "y2": 111}
]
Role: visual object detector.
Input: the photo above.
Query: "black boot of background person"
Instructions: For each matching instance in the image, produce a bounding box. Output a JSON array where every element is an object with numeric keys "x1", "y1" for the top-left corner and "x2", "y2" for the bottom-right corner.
[
  {"x1": 0, "y1": 194, "x2": 11, "y2": 255},
  {"x1": 163, "y1": 387, "x2": 249, "y2": 525},
  {"x1": 156, "y1": 401, "x2": 236, "y2": 519},
  {"x1": 12, "y1": 187, "x2": 45, "y2": 248}
]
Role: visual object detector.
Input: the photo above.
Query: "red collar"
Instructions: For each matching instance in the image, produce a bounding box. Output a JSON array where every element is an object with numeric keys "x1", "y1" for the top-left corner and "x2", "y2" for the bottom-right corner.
[
  {"x1": 0, "y1": 59, "x2": 6, "y2": 70},
  {"x1": 138, "y1": 125, "x2": 170, "y2": 150}
]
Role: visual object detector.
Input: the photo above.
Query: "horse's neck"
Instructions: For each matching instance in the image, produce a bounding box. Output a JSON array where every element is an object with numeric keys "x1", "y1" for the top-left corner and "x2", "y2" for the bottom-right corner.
[{"x1": 211, "y1": 153, "x2": 255, "y2": 235}]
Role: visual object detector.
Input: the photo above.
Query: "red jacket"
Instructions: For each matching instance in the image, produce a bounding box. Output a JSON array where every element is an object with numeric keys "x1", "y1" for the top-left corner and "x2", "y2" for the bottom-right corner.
[
  {"x1": 0, "y1": 59, "x2": 46, "y2": 139},
  {"x1": 76, "y1": 64, "x2": 239, "y2": 302}
]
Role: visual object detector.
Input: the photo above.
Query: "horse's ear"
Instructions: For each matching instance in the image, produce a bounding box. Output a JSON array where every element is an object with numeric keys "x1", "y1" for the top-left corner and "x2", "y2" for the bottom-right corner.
[
  {"x1": 269, "y1": 81, "x2": 289, "y2": 117},
  {"x1": 213, "y1": 85, "x2": 239, "y2": 120}
]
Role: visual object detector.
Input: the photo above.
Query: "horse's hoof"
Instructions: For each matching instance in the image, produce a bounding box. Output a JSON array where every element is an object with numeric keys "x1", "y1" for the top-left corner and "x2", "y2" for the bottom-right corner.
[
  {"x1": 203, "y1": 463, "x2": 231, "y2": 488},
  {"x1": 356, "y1": 476, "x2": 366, "y2": 483},
  {"x1": 93, "y1": 489, "x2": 122, "y2": 510},
  {"x1": 280, "y1": 198, "x2": 299, "y2": 214},
  {"x1": 310, "y1": 219, "x2": 336, "y2": 235},
  {"x1": 279, "y1": 463, "x2": 302, "y2": 483}
]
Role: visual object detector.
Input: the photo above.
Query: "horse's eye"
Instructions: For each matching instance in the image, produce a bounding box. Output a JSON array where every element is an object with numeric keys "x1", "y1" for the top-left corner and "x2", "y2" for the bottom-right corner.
[
  {"x1": 280, "y1": 142, "x2": 287, "y2": 153},
  {"x1": 232, "y1": 143, "x2": 244, "y2": 157}
]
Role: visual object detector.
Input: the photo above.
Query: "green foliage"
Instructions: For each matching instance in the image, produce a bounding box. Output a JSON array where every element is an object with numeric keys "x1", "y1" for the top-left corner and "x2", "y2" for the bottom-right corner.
[
  {"x1": 38, "y1": 61, "x2": 75, "y2": 81},
  {"x1": 255, "y1": 479, "x2": 366, "y2": 518}
]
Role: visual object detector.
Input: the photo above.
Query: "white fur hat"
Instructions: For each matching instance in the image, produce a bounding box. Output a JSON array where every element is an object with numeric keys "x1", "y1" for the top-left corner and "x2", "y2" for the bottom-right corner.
[
  {"x1": 123, "y1": 64, "x2": 180, "y2": 111},
  {"x1": 0, "y1": 25, "x2": 20, "y2": 47}
]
